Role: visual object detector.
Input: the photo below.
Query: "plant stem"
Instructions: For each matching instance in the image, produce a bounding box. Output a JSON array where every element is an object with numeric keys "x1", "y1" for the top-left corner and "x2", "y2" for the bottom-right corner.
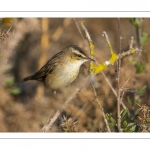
[{"x1": 117, "y1": 18, "x2": 122, "y2": 132}]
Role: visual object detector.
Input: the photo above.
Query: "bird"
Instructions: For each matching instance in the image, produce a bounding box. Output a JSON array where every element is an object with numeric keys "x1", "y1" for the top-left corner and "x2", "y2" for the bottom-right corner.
[{"x1": 23, "y1": 45, "x2": 93, "y2": 90}]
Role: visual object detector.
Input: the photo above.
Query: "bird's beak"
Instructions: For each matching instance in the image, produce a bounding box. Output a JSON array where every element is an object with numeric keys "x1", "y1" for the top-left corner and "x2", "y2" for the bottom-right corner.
[{"x1": 88, "y1": 57, "x2": 95, "y2": 61}]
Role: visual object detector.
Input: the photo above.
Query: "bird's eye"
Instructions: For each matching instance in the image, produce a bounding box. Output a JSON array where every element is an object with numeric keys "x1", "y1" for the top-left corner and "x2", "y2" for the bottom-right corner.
[{"x1": 77, "y1": 54, "x2": 82, "y2": 58}]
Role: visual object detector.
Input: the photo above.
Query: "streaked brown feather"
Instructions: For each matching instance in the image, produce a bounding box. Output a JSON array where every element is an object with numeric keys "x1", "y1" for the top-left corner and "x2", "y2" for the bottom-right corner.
[{"x1": 23, "y1": 51, "x2": 62, "y2": 82}]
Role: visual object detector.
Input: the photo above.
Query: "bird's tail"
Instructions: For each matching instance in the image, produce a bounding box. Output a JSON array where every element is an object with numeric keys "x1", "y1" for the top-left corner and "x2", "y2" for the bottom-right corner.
[{"x1": 23, "y1": 74, "x2": 43, "y2": 82}]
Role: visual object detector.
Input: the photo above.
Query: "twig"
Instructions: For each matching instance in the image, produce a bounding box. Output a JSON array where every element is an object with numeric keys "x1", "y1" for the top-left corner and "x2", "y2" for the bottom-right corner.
[
  {"x1": 73, "y1": 19, "x2": 92, "y2": 55},
  {"x1": 77, "y1": 21, "x2": 119, "y2": 104},
  {"x1": 80, "y1": 21, "x2": 94, "y2": 58},
  {"x1": 42, "y1": 21, "x2": 142, "y2": 132},
  {"x1": 101, "y1": 72, "x2": 126, "y2": 109},
  {"x1": 101, "y1": 72, "x2": 117, "y2": 97},
  {"x1": 73, "y1": 18, "x2": 85, "y2": 44},
  {"x1": 117, "y1": 18, "x2": 122, "y2": 132},
  {"x1": 132, "y1": 18, "x2": 143, "y2": 123},
  {"x1": 102, "y1": 31, "x2": 114, "y2": 55},
  {"x1": 42, "y1": 75, "x2": 91, "y2": 132},
  {"x1": 120, "y1": 77, "x2": 131, "y2": 105},
  {"x1": 7, "y1": 26, "x2": 12, "y2": 34},
  {"x1": 72, "y1": 103, "x2": 87, "y2": 121},
  {"x1": 80, "y1": 22, "x2": 129, "y2": 109},
  {"x1": 121, "y1": 77, "x2": 131, "y2": 90},
  {"x1": 90, "y1": 80, "x2": 111, "y2": 132},
  {"x1": 101, "y1": 31, "x2": 126, "y2": 109},
  {"x1": 130, "y1": 36, "x2": 134, "y2": 49}
]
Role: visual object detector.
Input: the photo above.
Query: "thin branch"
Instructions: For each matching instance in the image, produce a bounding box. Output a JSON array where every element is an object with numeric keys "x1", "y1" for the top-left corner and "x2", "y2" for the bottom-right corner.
[
  {"x1": 80, "y1": 21, "x2": 95, "y2": 58},
  {"x1": 80, "y1": 22, "x2": 135, "y2": 109},
  {"x1": 132, "y1": 18, "x2": 143, "y2": 124},
  {"x1": 78, "y1": 21, "x2": 119, "y2": 102},
  {"x1": 101, "y1": 31, "x2": 126, "y2": 109},
  {"x1": 102, "y1": 31, "x2": 114, "y2": 55},
  {"x1": 101, "y1": 72, "x2": 117, "y2": 97},
  {"x1": 72, "y1": 103, "x2": 87, "y2": 121},
  {"x1": 101, "y1": 72, "x2": 126, "y2": 109},
  {"x1": 73, "y1": 19, "x2": 90, "y2": 54},
  {"x1": 117, "y1": 18, "x2": 122, "y2": 132},
  {"x1": 90, "y1": 80, "x2": 111, "y2": 132},
  {"x1": 130, "y1": 36, "x2": 134, "y2": 49},
  {"x1": 42, "y1": 75, "x2": 91, "y2": 132},
  {"x1": 121, "y1": 77, "x2": 131, "y2": 90},
  {"x1": 120, "y1": 77, "x2": 131, "y2": 105},
  {"x1": 73, "y1": 18, "x2": 85, "y2": 43},
  {"x1": 42, "y1": 21, "x2": 142, "y2": 132},
  {"x1": 7, "y1": 26, "x2": 12, "y2": 34}
]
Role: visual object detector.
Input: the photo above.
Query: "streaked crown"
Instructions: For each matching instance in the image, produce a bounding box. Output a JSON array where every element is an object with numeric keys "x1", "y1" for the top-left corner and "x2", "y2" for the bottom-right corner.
[{"x1": 62, "y1": 45, "x2": 92, "y2": 62}]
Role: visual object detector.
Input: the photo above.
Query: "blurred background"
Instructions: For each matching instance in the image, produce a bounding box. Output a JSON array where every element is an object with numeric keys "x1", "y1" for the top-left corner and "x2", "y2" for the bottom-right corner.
[{"x1": 0, "y1": 18, "x2": 150, "y2": 132}]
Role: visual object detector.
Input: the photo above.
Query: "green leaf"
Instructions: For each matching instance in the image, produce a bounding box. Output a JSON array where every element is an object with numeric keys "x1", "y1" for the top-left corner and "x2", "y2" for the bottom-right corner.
[
  {"x1": 127, "y1": 123, "x2": 135, "y2": 128},
  {"x1": 135, "y1": 19, "x2": 141, "y2": 28},
  {"x1": 136, "y1": 85, "x2": 147, "y2": 96},
  {"x1": 10, "y1": 87, "x2": 21, "y2": 95},
  {"x1": 128, "y1": 124, "x2": 136, "y2": 132},
  {"x1": 129, "y1": 57, "x2": 137, "y2": 65},
  {"x1": 105, "y1": 113, "x2": 116, "y2": 127},
  {"x1": 122, "y1": 120, "x2": 128, "y2": 128},
  {"x1": 123, "y1": 123, "x2": 137, "y2": 132},
  {"x1": 129, "y1": 57, "x2": 146, "y2": 74},
  {"x1": 120, "y1": 109, "x2": 129, "y2": 121},
  {"x1": 110, "y1": 117, "x2": 116, "y2": 125},
  {"x1": 141, "y1": 32, "x2": 148, "y2": 46},
  {"x1": 135, "y1": 62, "x2": 146, "y2": 74},
  {"x1": 105, "y1": 114, "x2": 110, "y2": 120},
  {"x1": 5, "y1": 77, "x2": 15, "y2": 86},
  {"x1": 128, "y1": 18, "x2": 141, "y2": 28}
]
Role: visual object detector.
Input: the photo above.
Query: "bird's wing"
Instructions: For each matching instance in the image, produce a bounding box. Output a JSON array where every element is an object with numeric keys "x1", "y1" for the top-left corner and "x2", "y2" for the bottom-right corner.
[
  {"x1": 23, "y1": 51, "x2": 62, "y2": 82},
  {"x1": 31, "y1": 61, "x2": 58, "y2": 81}
]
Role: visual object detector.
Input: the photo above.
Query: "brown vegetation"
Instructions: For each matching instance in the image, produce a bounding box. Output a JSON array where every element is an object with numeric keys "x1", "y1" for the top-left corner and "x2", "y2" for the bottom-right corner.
[{"x1": 0, "y1": 18, "x2": 150, "y2": 132}]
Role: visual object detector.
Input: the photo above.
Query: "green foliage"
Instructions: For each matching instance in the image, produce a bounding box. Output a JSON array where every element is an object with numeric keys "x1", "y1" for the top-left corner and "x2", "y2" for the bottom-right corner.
[
  {"x1": 9, "y1": 88, "x2": 21, "y2": 95},
  {"x1": 141, "y1": 32, "x2": 148, "y2": 46},
  {"x1": 135, "y1": 61, "x2": 146, "y2": 74},
  {"x1": 127, "y1": 18, "x2": 149, "y2": 132},
  {"x1": 128, "y1": 18, "x2": 141, "y2": 28},
  {"x1": 120, "y1": 109, "x2": 137, "y2": 132},
  {"x1": 129, "y1": 57, "x2": 146, "y2": 74},
  {"x1": 105, "y1": 113, "x2": 116, "y2": 127},
  {"x1": 105, "y1": 113, "x2": 118, "y2": 132},
  {"x1": 5, "y1": 76, "x2": 21, "y2": 96},
  {"x1": 123, "y1": 123, "x2": 136, "y2": 132},
  {"x1": 106, "y1": 109, "x2": 137, "y2": 132},
  {"x1": 5, "y1": 77, "x2": 15, "y2": 86},
  {"x1": 120, "y1": 108, "x2": 129, "y2": 121},
  {"x1": 136, "y1": 85, "x2": 147, "y2": 96}
]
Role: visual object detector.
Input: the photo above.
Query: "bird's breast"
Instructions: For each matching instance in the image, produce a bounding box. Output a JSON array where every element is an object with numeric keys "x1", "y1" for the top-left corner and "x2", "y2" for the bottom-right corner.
[{"x1": 44, "y1": 61, "x2": 81, "y2": 90}]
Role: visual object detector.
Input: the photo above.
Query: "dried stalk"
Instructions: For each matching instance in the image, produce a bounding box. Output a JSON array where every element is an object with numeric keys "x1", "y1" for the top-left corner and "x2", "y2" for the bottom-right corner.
[
  {"x1": 90, "y1": 80, "x2": 111, "y2": 132},
  {"x1": 42, "y1": 20, "x2": 141, "y2": 132},
  {"x1": 42, "y1": 75, "x2": 91, "y2": 132},
  {"x1": 73, "y1": 18, "x2": 85, "y2": 43},
  {"x1": 117, "y1": 18, "x2": 122, "y2": 132}
]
